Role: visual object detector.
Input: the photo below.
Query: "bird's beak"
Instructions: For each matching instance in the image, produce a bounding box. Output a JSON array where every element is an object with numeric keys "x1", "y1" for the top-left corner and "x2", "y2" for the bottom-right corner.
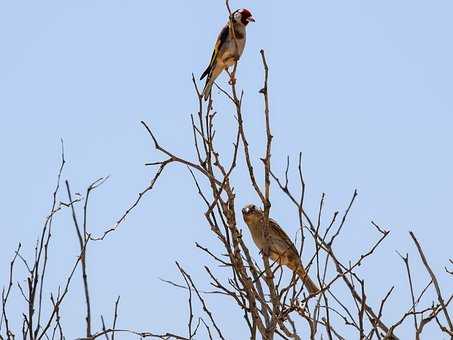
[
  {"x1": 247, "y1": 16, "x2": 255, "y2": 23},
  {"x1": 242, "y1": 207, "x2": 249, "y2": 214}
]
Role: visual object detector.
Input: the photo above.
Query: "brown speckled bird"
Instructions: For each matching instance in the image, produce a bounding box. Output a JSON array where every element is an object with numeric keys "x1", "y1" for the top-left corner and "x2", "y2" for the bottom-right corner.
[{"x1": 242, "y1": 204, "x2": 319, "y2": 295}]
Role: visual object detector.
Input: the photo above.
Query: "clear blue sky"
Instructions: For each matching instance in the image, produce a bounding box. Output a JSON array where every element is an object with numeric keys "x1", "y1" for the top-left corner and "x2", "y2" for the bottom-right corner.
[{"x1": 1, "y1": 1, "x2": 452, "y2": 338}]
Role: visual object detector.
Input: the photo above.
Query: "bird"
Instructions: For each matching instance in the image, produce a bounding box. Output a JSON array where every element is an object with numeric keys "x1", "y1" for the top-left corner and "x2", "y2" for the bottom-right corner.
[
  {"x1": 200, "y1": 8, "x2": 255, "y2": 101},
  {"x1": 242, "y1": 204, "x2": 320, "y2": 295}
]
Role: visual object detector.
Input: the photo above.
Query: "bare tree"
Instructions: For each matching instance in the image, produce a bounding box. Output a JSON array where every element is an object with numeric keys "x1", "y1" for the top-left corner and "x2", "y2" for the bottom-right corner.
[{"x1": 1, "y1": 3, "x2": 452, "y2": 340}]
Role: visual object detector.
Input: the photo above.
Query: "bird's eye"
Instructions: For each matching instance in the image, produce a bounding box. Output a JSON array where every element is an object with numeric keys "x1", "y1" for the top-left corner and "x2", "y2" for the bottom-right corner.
[{"x1": 243, "y1": 205, "x2": 257, "y2": 215}]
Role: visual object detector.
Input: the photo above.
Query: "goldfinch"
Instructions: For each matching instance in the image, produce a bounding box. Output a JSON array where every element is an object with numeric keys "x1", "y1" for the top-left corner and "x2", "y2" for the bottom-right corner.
[
  {"x1": 242, "y1": 204, "x2": 320, "y2": 295},
  {"x1": 200, "y1": 9, "x2": 255, "y2": 101}
]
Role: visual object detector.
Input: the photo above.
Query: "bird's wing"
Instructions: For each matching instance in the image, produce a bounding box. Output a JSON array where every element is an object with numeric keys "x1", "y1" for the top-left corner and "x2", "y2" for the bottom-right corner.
[
  {"x1": 200, "y1": 24, "x2": 229, "y2": 80},
  {"x1": 269, "y1": 218, "x2": 300, "y2": 258}
]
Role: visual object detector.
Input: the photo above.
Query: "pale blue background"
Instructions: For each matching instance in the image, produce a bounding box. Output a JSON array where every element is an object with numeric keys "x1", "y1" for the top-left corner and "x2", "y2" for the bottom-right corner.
[{"x1": 1, "y1": 1, "x2": 452, "y2": 339}]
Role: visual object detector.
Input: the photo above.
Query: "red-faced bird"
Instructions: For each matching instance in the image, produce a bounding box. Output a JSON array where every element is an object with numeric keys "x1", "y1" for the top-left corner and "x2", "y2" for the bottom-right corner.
[{"x1": 200, "y1": 9, "x2": 255, "y2": 101}]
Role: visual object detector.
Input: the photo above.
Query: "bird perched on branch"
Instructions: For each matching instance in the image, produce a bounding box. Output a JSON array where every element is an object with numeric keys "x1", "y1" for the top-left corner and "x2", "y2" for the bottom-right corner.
[
  {"x1": 200, "y1": 8, "x2": 255, "y2": 101},
  {"x1": 242, "y1": 204, "x2": 320, "y2": 295}
]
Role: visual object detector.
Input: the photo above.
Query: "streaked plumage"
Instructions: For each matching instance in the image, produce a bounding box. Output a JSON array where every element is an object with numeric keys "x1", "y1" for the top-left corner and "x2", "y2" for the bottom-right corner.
[
  {"x1": 242, "y1": 204, "x2": 320, "y2": 295},
  {"x1": 200, "y1": 9, "x2": 255, "y2": 100}
]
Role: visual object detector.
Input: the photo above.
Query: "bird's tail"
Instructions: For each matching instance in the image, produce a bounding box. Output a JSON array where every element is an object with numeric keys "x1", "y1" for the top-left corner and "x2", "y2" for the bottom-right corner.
[
  {"x1": 201, "y1": 65, "x2": 223, "y2": 101},
  {"x1": 202, "y1": 76, "x2": 214, "y2": 101},
  {"x1": 296, "y1": 266, "x2": 319, "y2": 295}
]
